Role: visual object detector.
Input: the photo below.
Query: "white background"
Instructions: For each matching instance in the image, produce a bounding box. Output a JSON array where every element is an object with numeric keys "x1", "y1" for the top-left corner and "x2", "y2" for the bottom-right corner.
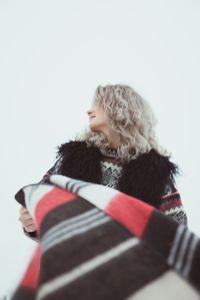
[{"x1": 0, "y1": 0, "x2": 200, "y2": 295}]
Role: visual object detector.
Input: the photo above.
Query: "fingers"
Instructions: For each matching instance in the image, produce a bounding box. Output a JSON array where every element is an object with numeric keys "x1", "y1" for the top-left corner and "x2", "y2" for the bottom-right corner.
[
  {"x1": 24, "y1": 224, "x2": 36, "y2": 232},
  {"x1": 19, "y1": 212, "x2": 32, "y2": 221},
  {"x1": 19, "y1": 218, "x2": 34, "y2": 226},
  {"x1": 20, "y1": 206, "x2": 28, "y2": 214},
  {"x1": 19, "y1": 206, "x2": 37, "y2": 232}
]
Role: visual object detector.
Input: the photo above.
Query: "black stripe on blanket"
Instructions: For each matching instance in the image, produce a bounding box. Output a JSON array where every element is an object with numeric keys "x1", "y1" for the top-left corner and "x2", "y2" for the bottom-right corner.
[
  {"x1": 142, "y1": 210, "x2": 178, "y2": 257},
  {"x1": 38, "y1": 241, "x2": 169, "y2": 300},
  {"x1": 39, "y1": 198, "x2": 137, "y2": 283},
  {"x1": 189, "y1": 239, "x2": 200, "y2": 288},
  {"x1": 39, "y1": 197, "x2": 95, "y2": 238},
  {"x1": 11, "y1": 288, "x2": 35, "y2": 300},
  {"x1": 142, "y1": 210, "x2": 200, "y2": 292},
  {"x1": 37, "y1": 198, "x2": 170, "y2": 300},
  {"x1": 65, "y1": 179, "x2": 90, "y2": 194}
]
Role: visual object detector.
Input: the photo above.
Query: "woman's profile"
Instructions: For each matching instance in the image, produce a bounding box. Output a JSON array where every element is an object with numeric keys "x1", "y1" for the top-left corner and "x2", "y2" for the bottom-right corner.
[{"x1": 19, "y1": 84, "x2": 188, "y2": 240}]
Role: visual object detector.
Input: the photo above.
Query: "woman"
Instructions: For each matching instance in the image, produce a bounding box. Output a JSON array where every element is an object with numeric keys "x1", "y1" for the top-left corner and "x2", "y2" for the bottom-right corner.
[{"x1": 19, "y1": 84, "x2": 188, "y2": 240}]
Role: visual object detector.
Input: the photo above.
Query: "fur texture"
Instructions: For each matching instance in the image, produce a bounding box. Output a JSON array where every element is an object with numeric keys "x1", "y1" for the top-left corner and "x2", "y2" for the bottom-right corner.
[
  {"x1": 56, "y1": 141, "x2": 179, "y2": 208},
  {"x1": 57, "y1": 141, "x2": 103, "y2": 184}
]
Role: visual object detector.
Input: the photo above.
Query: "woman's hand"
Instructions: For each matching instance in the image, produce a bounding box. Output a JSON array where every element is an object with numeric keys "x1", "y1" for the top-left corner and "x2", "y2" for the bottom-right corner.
[{"x1": 19, "y1": 206, "x2": 36, "y2": 232}]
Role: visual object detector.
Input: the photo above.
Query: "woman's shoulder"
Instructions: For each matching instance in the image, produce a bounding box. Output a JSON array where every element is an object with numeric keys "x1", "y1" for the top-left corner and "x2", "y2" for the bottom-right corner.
[
  {"x1": 56, "y1": 139, "x2": 101, "y2": 155},
  {"x1": 124, "y1": 148, "x2": 180, "y2": 201},
  {"x1": 56, "y1": 140, "x2": 87, "y2": 155},
  {"x1": 128, "y1": 148, "x2": 179, "y2": 176},
  {"x1": 55, "y1": 140, "x2": 101, "y2": 159}
]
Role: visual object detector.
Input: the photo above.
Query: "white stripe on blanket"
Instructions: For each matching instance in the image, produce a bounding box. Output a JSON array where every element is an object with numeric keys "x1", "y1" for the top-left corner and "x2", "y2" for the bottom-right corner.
[
  {"x1": 41, "y1": 208, "x2": 100, "y2": 242},
  {"x1": 42, "y1": 213, "x2": 111, "y2": 254},
  {"x1": 24, "y1": 184, "x2": 54, "y2": 218},
  {"x1": 37, "y1": 237, "x2": 139, "y2": 300},
  {"x1": 182, "y1": 233, "x2": 199, "y2": 277},
  {"x1": 127, "y1": 270, "x2": 199, "y2": 300},
  {"x1": 168, "y1": 225, "x2": 199, "y2": 278},
  {"x1": 49, "y1": 174, "x2": 119, "y2": 210}
]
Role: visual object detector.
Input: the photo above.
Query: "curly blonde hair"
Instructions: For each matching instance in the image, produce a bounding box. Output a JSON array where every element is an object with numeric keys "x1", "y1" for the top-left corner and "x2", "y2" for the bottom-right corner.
[{"x1": 79, "y1": 84, "x2": 168, "y2": 161}]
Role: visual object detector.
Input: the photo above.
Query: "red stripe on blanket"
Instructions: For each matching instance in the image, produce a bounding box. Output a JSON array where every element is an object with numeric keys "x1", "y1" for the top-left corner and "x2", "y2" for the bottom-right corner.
[
  {"x1": 20, "y1": 245, "x2": 41, "y2": 289},
  {"x1": 35, "y1": 187, "x2": 76, "y2": 233},
  {"x1": 105, "y1": 193, "x2": 154, "y2": 238}
]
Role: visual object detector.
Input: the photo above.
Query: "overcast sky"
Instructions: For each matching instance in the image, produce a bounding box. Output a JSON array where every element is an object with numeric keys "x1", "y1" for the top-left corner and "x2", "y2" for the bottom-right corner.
[{"x1": 0, "y1": 0, "x2": 200, "y2": 295}]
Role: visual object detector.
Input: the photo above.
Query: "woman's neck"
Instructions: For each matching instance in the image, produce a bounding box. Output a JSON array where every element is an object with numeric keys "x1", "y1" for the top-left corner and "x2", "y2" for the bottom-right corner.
[{"x1": 103, "y1": 131, "x2": 121, "y2": 150}]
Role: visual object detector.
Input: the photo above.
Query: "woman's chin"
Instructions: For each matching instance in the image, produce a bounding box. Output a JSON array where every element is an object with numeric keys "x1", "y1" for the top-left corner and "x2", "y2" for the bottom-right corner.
[
  {"x1": 88, "y1": 124, "x2": 98, "y2": 131},
  {"x1": 89, "y1": 128, "x2": 103, "y2": 136}
]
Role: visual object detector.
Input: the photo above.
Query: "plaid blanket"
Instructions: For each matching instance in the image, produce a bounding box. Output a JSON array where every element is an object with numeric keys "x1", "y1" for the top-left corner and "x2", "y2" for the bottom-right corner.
[{"x1": 11, "y1": 175, "x2": 200, "y2": 300}]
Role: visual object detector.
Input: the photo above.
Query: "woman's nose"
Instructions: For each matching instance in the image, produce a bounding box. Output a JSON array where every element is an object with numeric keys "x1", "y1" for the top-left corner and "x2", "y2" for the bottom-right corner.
[{"x1": 86, "y1": 109, "x2": 93, "y2": 116}]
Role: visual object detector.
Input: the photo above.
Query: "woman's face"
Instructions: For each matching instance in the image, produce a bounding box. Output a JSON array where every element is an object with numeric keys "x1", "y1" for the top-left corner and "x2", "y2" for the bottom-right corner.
[{"x1": 86, "y1": 104, "x2": 109, "y2": 134}]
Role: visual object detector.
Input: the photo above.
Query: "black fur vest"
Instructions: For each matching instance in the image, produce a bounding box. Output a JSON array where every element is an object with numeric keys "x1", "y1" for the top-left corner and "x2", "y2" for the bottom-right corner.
[{"x1": 56, "y1": 141, "x2": 179, "y2": 208}]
